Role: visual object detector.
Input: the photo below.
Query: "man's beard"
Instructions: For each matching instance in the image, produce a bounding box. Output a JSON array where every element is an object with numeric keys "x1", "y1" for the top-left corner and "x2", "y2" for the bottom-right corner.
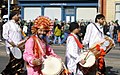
[{"x1": 37, "y1": 34, "x2": 46, "y2": 39}]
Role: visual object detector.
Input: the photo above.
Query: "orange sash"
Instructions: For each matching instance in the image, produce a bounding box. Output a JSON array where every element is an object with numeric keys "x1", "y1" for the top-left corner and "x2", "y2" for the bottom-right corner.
[
  {"x1": 32, "y1": 35, "x2": 45, "y2": 58},
  {"x1": 69, "y1": 34, "x2": 83, "y2": 49}
]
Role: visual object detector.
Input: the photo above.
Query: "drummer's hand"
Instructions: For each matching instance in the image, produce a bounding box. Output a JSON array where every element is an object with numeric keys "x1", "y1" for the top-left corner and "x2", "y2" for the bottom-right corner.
[
  {"x1": 10, "y1": 41, "x2": 16, "y2": 47},
  {"x1": 24, "y1": 36, "x2": 29, "y2": 40},
  {"x1": 23, "y1": 36, "x2": 29, "y2": 42},
  {"x1": 43, "y1": 55, "x2": 49, "y2": 59},
  {"x1": 79, "y1": 59, "x2": 86, "y2": 65},
  {"x1": 32, "y1": 58, "x2": 43, "y2": 66}
]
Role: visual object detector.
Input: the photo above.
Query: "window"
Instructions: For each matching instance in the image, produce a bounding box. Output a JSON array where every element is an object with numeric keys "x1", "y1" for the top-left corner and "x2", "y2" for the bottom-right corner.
[{"x1": 115, "y1": 4, "x2": 120, "y2": 21}]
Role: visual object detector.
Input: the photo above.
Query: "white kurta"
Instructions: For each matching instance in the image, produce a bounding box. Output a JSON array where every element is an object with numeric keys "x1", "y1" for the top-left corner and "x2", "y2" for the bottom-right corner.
[
  {"x1": 2, "y1": 20, "x2": 22, "y2": 54},
  {"x1": 65, "y1": 33, "x2": 83, "y2": 75},
  {"x1": 82, "y1": 23, "x2": 105, "y2": 48}
]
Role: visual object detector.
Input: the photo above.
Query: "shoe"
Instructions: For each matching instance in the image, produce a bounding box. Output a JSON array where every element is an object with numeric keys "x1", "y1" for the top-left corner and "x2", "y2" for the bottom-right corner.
[{"x1": 0, "y1": 74, "x2": 2, "y2": 75}]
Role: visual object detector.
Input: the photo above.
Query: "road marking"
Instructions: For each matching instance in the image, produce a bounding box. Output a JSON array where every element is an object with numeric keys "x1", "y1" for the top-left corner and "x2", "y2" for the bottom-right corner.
[
  {"x1": 0, "y1": 42, "x2": 5, "y2": 45},
  {"x1": 0, "y1": 42, "x2": 5, "y2": 47},
  {"x1": 0, "y1": 51, "x2": 8, "y2": 56}
]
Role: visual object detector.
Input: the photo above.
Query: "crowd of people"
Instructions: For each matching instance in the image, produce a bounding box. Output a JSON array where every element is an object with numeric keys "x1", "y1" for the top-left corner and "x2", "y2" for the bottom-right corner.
[{"x1": 0, "y1": 10, "x2": 117, "y2": 75}]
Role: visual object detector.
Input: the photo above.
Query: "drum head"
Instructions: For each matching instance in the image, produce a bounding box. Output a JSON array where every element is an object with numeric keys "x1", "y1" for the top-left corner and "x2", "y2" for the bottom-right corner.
[
  {"x1": 41, "y1": 56, "x2": 62, "y2": 75},
  {"x1": 11, "y1": 47, "x2": 22, "y2": 59},
  {"x1": 103, "y1": 40, "x2": 110, "y2": 47},
  {"x1": 80, "y1": 51, "x2": 95, "y2": 67}
]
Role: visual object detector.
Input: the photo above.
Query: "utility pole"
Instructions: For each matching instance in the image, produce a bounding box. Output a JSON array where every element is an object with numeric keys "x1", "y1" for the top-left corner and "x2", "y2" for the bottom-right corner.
[
  {"x1": 8, "y1": 0, "x2": 10, "y2": 20},
  {"x1": 98, "y1": 0, "x2": 101, "y2": 14}
]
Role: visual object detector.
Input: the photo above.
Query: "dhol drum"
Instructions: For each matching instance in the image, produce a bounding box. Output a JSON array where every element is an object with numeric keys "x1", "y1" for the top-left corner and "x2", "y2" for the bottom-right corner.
[
  {"x1": 41, "y1": 56, "x2": 63, "y2": 75},
  {"x1": 10, "y1": 47, "x2": 22, "y2": 59},
  {"x1": 89, "y1": 36, "x2": 115, "y2": 59},
  {"x1": 79, "y1": 51, "x2": 95, "y2": 67},
  {"x1": 79, "y1": 51, "x2": 96, "y2": 75}
]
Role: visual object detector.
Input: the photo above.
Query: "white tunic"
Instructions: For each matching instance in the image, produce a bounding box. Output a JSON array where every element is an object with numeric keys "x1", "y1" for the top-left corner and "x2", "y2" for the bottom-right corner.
[
  {"x1": 82, "y1": 23, "x2": 105, "y2": 48},
  {"x1": 2, "y1": 20, "x2": 22, "y2": 54},
  {"x1": 65, "y1": 33, "x2": 83, "y2": 75}
]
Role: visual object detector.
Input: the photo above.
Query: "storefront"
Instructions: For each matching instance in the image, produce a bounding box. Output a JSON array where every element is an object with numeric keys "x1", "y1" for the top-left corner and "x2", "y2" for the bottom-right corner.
[{"x1": 18, "y1": 0, "x2": 98, "y2": 22}]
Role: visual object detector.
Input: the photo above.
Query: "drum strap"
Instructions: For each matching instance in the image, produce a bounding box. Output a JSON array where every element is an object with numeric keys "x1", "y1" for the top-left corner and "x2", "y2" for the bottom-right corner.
[
  {"x1": 69, "y1": 34, "x2": 83, "y2": 49},
  {"x1": 93, "y1": 23, "x2": 103, "y2": 37}
]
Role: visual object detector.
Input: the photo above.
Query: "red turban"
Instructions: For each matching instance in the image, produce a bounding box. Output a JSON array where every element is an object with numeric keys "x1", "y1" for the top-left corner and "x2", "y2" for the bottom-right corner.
[{"x1": 31, "y1": 16, "x2": 51, "y2": 34}]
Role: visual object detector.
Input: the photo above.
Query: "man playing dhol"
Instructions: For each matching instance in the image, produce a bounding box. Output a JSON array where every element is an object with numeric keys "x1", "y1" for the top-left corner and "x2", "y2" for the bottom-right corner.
[{"x1": 23, "y1": 16, "x2": 61, "y2": 75}]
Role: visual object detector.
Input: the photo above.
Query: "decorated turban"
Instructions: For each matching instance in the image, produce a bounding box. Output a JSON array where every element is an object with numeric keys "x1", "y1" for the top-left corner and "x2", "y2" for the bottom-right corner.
[{"x1": 31, "y1": 16, "x2": 51, "y2": 34}]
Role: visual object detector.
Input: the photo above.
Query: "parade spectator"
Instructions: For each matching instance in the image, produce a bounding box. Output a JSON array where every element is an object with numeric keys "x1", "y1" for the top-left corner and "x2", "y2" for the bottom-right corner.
[
  {"x1": 113, "y1": 22, "x2": 118, "y2": 44},
  {"x1": 109, "y1": 21, "x2": 114, "y2": 39},
  {"x1": 116, "y1": 20, "x2": 120, "y2": 45},
  {"x1": 53, "y1": 18, "x2": 59, "y2": 32},
  {"x1": 61, "y1": 22, "x2": 70, "y2": 45},
  {"x1": 103, "y1": 21, "x2": 110, "y2": 36},
  {"x1": 79, "y1": 22, "x2": 87, "y2": 41},
  {"x1": 27, "y1": 20, "x2": 33, "y2": 36},
  {"x1": 23, "y1": 22, "x2": 28, "y2": 35},
  {"x1": 53, "y1": 24, "x2": 62, "y2": 45}
]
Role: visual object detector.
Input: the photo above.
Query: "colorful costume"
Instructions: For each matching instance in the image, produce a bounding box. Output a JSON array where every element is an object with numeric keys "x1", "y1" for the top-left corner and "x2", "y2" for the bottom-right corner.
[
  {"x1": 23, "y1": 16, "x2": 60, "y2": 75},
  {"x1": 23, "y1": 35, "x2": 59, "y2": 75}
]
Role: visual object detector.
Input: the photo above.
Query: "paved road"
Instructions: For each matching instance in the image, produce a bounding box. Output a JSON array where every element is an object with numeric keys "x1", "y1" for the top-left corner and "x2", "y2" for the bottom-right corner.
[{"x1": 0, "y1": 41, "x2": 120, "y2": 75}]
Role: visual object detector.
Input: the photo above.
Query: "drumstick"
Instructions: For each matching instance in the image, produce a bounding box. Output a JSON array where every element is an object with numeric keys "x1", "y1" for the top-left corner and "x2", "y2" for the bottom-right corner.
[
  {"x1": 6, "y1": 40, "x2": 16, "y2": 47},
  {"x1": 21, "y1": 29, "x2": 27, "y2": 37},
  {"x1": 62, "y1": 62, "x2": 69, "y2": 75},
  {"x1": 84, "y1": 50, "x2": 90, "y2": 60}
]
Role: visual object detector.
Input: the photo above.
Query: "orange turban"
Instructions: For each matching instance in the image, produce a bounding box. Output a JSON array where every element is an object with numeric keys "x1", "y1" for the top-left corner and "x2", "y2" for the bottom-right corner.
[{"x1": 31, "y1": 16, "x2": 51, "y2": 34}]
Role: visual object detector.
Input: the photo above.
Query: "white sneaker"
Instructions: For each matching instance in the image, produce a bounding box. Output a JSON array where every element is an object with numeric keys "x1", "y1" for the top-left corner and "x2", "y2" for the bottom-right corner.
[{"x1": 0, "y1": 74, "x2": 2, "y2": 75}]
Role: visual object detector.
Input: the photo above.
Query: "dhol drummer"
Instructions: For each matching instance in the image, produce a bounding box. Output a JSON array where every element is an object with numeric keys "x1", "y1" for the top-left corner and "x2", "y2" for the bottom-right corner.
[
  {"x1": 65, "y1": 22, "x2": 86, "y2": 75},
  {"x1": 23, "y1": 16, "x2": 61, "y2": 75},
  {"x1": 1, "y1": 10, "x2": 27, "y2": 75},
  {"x1": 82, "y1": 14, "x2": 106, "y2": 75}
]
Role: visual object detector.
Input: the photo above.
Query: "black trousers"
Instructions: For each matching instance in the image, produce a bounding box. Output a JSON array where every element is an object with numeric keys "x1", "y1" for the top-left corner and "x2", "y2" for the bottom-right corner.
[{"x1": 1, "y1": 47, "x2": 24, "y2": 75}]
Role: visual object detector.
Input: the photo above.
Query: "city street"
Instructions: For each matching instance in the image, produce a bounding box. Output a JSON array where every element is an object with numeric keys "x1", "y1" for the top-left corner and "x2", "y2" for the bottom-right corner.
[
  {"x1": 0, "y1": 41, "x2": 120, "y2": 75},
  {"x1": 0, "y1": 0, "x2": 120, "y2": 75}
]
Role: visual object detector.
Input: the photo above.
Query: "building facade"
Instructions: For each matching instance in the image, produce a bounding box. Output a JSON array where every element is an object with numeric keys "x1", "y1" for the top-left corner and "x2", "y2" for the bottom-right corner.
[
  {"x1": 106, "y1": 0, "x2": 120, "y2": 22},
  {"x1": 100, "y1": 0, "x2": 120, "y2": 23},
  {"x1": 1, "y1": 0, "x2": 120, "y2": 23},
  {"x1": 18, "y1": 0, "x2": 98, "y2": 22}
]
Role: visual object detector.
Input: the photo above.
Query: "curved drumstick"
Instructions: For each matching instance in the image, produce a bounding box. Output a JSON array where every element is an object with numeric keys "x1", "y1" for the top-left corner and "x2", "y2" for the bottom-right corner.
[
  {"x1": 84, "y1": 50, "x2": 90, "y2": 60},
  {"x1": 21, "y1": 29, "x2": 27, "y2": 37},
  {"x1": 62, "y1": 62, "x2": 69, "y2": 75}
]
